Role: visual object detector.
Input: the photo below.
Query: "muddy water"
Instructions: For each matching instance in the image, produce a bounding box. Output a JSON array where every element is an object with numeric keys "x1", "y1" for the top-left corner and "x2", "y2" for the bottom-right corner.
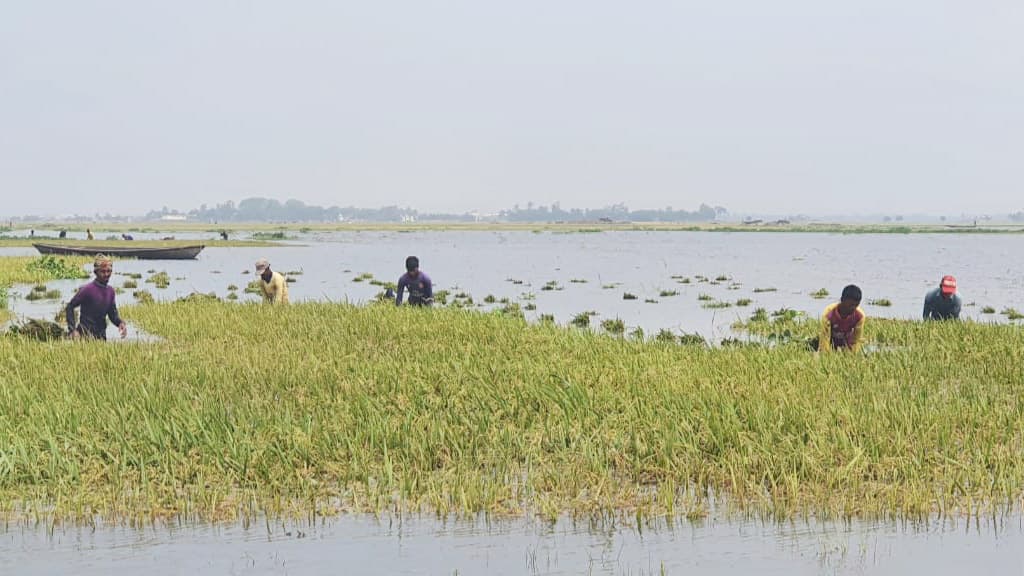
[
  {"x1": 4, "y1": 231, "x2": 1022, "y2": 339},
  {"x1": 4, "y1": 514, "x2": 1023, "y2": 575}
]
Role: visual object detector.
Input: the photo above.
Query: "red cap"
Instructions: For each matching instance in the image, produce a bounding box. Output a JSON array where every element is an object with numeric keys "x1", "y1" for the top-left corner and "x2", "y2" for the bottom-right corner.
[{"x1": 940, "y1": 275, "x2": 957, "y2": 295}]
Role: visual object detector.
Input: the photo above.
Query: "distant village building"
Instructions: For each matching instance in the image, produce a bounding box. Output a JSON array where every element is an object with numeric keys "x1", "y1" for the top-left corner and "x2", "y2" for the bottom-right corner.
[{"x1": 160, "y1": 214, "x2": 187, "y2": 222}]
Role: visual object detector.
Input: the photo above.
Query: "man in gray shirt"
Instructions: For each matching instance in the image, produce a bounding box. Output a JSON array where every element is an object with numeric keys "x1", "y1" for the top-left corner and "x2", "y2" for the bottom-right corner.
[{"x1": 923, "y1": 275, "x2": 961, "y2": 320}]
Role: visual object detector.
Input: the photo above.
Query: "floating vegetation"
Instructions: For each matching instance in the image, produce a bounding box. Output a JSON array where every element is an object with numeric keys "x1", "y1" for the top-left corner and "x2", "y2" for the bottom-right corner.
[
  {"x1": 497, "y1": 302, "x2": 523, "y2": 319},
  {"x1": 644, "y1": 298, "x2": 658, "y2": 304},
  {"x1": 524, "y1": 303, "x2": 536, "y2": 311},
  {"x1": 283, "y1": 270, "x2": 304, "y2": 276},
  {"x1": 123, "y1": 279, "x2": 138, "y2": 289},
  {"x1": 570, "y1": 312, "x2": 591, "y2": 328},
  {"x1": 483, "y1": 294, "x2": 497, "y2": 304},
  {"x1": 753, "y1": 287, "x2": 777, "y2": 293},
  {"x1": 868, "y1": 299, "x2": 892, "y2": 307},
  {"x1": 735, "y1": 298, "x2": 752, "y2": 307},
  {"x1": 676, "y1": 277, "x2": 692, "y2": 284},
  {"x1": 244, "y1": 281, "x2": 263, "y2": 294},
  {"x1": 25, "y1": 256, "x2": 88, "y2": 280},
  {"x1": 433, "y1": 290, "x2": 450, "y2": 305},
  {"x1": 227, "y1": 284, "x2": 239, "y2": 291},
  {"x1": 7, "y1": 318, "x2": 63, "y2": 341},
  {"x1": 654, "y1": 329, "x2": 676, "y2": 343},
  {"x1": 714, "y1": 275, "x2": 730, "y2": 282},
  {"x1": 25, "y1": 287, "x2": 62, "y2": 301},
  {"x1": 539, "y1": 313, "x2": 555, "y2": 324},
  {"x1": 771, "y1": 307, "x2": 802, "y2": 322},
  {"x1": 697, "y1": 293, "x2": 713, "y2": 301},
  {"x1": 145, "y1": 271, "x2": 170, "y2": 289},
  {"x1": 659, "y1": 289, "x2": 680, "y2": 297},
  {"x1": 701, "y1": 300, "x2": 732, "y2": 309},
  {"x1": 125, "y1": 273, "x2": 143, "y2": 279},
  {"x1": 601, "y1": 283, "x2": 619, "y2": 290},
  {"x1": 1002, "y1": 308, "x2": 1024, "y2": 320},
  {"x1": 982, "y1": 306, "x2": 996, "y2": 314},
  {"x1": 226, "y1": 292, "x2": 239, "y2": 301},
  {"x1": 694, "y1": 275, "x2": 709, "y2": 283},
  {"x1": 810, "y1": 288, "x2": 830, "y2": 299},
  {"x1": 250, "y1": 231, "x2": 289, "y2": 240},
  {"x1": 352, "y1": 273, "x2": 374, "y2": 283},
  {"x1": 748, "y1": 308, "x2": 769, "y2": 322},
  {"x1": 623, "y1": 292, "x2": 638, "y2": 300},
  {"x1": 569, "y1": 278, "x2": 588, "y2": 284},
  {"x1": 132, "y1": 289, "x2": 154, "y2": 304},
  {"x1": 540, "y1": 280, "x2": 562, "y2": 291},
  {"x1": 600, "y1": 317, "x2": 625, "y2": 335}
]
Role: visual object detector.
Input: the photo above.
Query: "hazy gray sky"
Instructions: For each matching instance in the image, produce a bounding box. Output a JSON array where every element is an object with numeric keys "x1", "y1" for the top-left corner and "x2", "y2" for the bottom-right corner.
[{"x1": 2, "y1": 1, "x2": 1022, "y2": 216}]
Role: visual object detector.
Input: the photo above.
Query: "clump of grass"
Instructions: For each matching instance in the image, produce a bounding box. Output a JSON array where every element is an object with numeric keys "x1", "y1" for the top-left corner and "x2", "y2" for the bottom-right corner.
[
  {"x1": 654, "y1": 329, "x2": 676, "y2": 343},
  {"x1": 748, "y1": 307, "x2": 769, "y2": 322},
  {"x1": 145, "y1": 271, "x2": 170, "y2": 289},
  {"x1": 697, "y1": 293, "x2": 713, "y2": 301},
  {"x1": 226, "y1": 292, "x2": 239, "y2": 301},
  {"x1": 570, "y1": 312, "x2": 590, "y2": 328},
  {"x1": 25, "y1": 256, "x2": 89, "y2": 280},
  {"x1": 735, "y1": 298, "x2": 752, "y2": 306},
  {"x1": 132, "y1": 289, "x2": 154, "y2": 304},
  {"x1": 810, "y1": 288, "x2": 829, "y2": 299},
  {"x1": 569, "y1": 278, "x2": 588, "y2": 284},
  {"x1": 714, "y1": 275, "x2": 730, "y2": 282},
  {"x1": 644, "y1": 298, "x2": 658, "y2": 304},
  {"x1": 540, "y1": 280, "x2": 562, "y2": 291},
  {"x1": 25, "y1": 287, "x2": 62, "y2": 301},
  {"x1": 772, "y1": 307, "x2": 801, "y2": 321},
  {"x1": 701, "y1": 300, "x2": 732, "y2": 309},
  {"x1": 677, "y1": 333, "x2": 707, "y2": 346},
  {"x1": 676, "y1": 277, "x2": 691, "y2": 284},
  {"x1": 600, "y1": 283, "x2": 619, "y2": 290},
  {"x1": 600, "y1": 317, "x2": 625, "y2": 335},
  {"x1": 227, "y1": 284, "x2": 239, "y2": 291},
  {"x1": 123, "y1": 279, "x2": 138, "y2": 289},
  {"x1": 868, "y1": 299, "x2": 892, "y2": 307},
  {"x1": 244, "y1": 281, "x2": 262, "y2": 294},
  {"x1": 753, "y1": 287, "x2": 777, "y2": 293},
  {"x1": 622, "y1": 292, "x2": 637, "y2": 300},
  {"x1": 505, "y1": 277, "x2": 525, "y2": 285},
  {"x1": 524, "y1": 303, "x2": 536, "y2": 311},
  {"x1": 659, "y1": 289, "x2": 679, "y2": 297},
  {"x1": 981, "y1": 306, "x2": 996, "y2": 314},
  {"x1": 352, "y1": 273, "x2": 374, "y2": 283},
  {"x1": 483, "y1": 294, "x2": 497, "y2": 304},
  {"x1": 1002, "y1": 308, "x2": 1024, "y2": 320}
]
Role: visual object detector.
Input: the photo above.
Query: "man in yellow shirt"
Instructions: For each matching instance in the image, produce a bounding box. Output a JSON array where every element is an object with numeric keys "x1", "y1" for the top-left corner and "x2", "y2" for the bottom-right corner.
[
  {"x1": 255, "y1": 258, "x2": 288, "y2": 304},
  {"x1": 819, "y1": 284, "x2": 865, "y2": 352}
]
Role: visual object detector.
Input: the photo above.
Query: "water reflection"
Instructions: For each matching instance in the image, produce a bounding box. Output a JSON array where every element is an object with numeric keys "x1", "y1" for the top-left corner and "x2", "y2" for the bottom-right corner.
[{"x1": 3, "y1": 513, "x2": 1023, "y2": 575}]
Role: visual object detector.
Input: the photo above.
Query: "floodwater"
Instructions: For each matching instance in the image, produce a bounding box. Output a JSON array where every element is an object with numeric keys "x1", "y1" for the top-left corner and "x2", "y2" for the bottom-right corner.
[
  {"x1": 4, "y1": 230, "x2": 1022, "y2": 339},
  {"x1": 4, "y1": 513, "x2": 1024, "y2": 575},
  {"x1": 3, "y1": 230, "x2": 1024, "y2": 572}
]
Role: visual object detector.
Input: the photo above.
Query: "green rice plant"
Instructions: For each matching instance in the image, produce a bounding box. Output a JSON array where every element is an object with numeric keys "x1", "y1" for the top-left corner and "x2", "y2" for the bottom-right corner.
[
  {"x1": 524, "y1": 303, "x2": 536, "y2": 311},
  {"x1": 714, "y1": 275, "x2": 730, "y2": 282},
  {"x1": 676, "y1": 277, "x2": 691, "y2": 284},
  {"x1": 644, "y1": 298, "x2": 658, "y2": 304},
  {"x1": 569, "y1": 278, "x2": 588, "y2": 284},
  {"x1": 810, "y1": 288, "x2": 829, "y2": 299},
  {"x1": 623, "y1": 292, "x2": 638, "y2": 300},
  {"x1": 600, "y1": 317, "x2": 625, "y2": 335},
  {"x1": 771, "y1": 307, "x2": 802, "y2": 322},
  {"x1": 539, "y1": 313, "x2": 555, "y2": 324},
  {"x1": 982, "y1": 306, "x2": 996, "y2": 314},
  {"x1": 677, "y1": 333, "x2": 706, "y2": 346},
  {"x1": 659, "y1": 290, "x2": 679, "y2": 297},
  {"x1": 433, "y1": 290, "x2": 449, "y2": 305},
  {"x1": 145, "y1": 271, "x2": 170, "y2": 289},
  {"x1": 540, "y1": 280, "x2": 562, "y2": 291},
  {"x1": 653, "y1": 328, "x2": 676, "y2": 343},
  {"x1": 697, "y1": 293, "x2": 713, "y2": 301},
  {"x1": 352, "y1": 273, "x2": 374, "y2": 283},
  {"x1": 286, "y1": 277, "x2": 296, "y2": 283},
  {"x1": 226, "y1": 292, "x2": 239, "y2": 301},
  {"x1": 227, "y1": 284, "x2": 239, "y2": 291},
  {"x1": 132, "y1": 289, "x2": 155, "y2": 304},
  {"x1": 748, "y1": 307, "x2": 769, "y2": 322},
  {"x1": 570, "y1": 312, "x2": 590, "y2": 327},
  {"x1": 701, "y1": 300, "x2": 732, "y2": 309},
  {"x1": 753, "y1": 287, "x2": 777, "y2": 293},
  {"x1": 483, "y1": 294, "x2": 497, "y2": 304},
  {"x1": 1002, "y1": 308, "x2": 1024, "y2": 320},
  {"x1": 244, "y1": 281, "x2": 262, "y2": 294},
  {"x1": 628, "y1": 327, "x2": 644, "y2": 340},
  {"x1": 601, "y1": 283, "x2": 619, "y2": 289},
  {"x1": 25, "y1": 255, "x2": 89, "y2": 280},
  {"x1": 868, "y1": 298, "x2": 892, "y2": 307},
  {"x1": 123, "y1": 279, "x2": 138, "y2": 289},
  {"x1": 735, "y1": 298, "x2": 752, "y2": 306}
]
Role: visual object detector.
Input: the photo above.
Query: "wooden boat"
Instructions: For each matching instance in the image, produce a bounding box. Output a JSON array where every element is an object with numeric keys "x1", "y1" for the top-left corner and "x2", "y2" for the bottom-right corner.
[{"x1": 33, "y1": 243, "x2": 205, "y2": 260}]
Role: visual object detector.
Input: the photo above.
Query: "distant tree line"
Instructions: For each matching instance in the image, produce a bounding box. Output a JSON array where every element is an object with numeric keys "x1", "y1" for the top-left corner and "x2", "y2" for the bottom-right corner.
[
  {"x1": 145, "y1": 198, "x2": 729, "y2": 223},
  {"x1": 499, "y1": 202, "x2": 726, "y2": 222}
]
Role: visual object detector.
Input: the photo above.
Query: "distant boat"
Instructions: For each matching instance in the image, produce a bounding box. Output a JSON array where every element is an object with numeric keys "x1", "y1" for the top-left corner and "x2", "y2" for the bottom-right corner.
[{"x1": 33, "y1": 243, "x2": 205, "y2": 260}]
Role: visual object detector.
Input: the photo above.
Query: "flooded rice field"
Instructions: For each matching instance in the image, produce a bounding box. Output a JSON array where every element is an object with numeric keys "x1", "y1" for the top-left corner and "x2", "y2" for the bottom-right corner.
[
  {"x1": 5, "y1": 513, "x2": 1023, "y2": 575},
  {"x1": 4, "y1": 230, "x2": 1022, "y2": 339}
]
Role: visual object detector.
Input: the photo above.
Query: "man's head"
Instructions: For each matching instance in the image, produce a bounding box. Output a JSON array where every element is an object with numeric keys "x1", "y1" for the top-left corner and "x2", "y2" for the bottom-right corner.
[
  {"x1": 838, "y1": 284, "x2": 862, "y2": 316},
  {"x1": 94, "y1": 254, "x2": 113, "y2": 284},
  {"x1": 405, "y1": 256, "x2": 419, "y2": 277},
  {"x1": 940, "y1": 275, "x2": 957, "y2": 299},
  {"x1": 255, "y1": 258, "x2": 270, "y2": 275}
]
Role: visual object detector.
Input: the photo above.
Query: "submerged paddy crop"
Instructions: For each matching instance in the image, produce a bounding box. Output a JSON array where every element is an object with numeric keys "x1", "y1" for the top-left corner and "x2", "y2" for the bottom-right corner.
[{"x1": 3, "y1": 301, "x2": 1024, "y2": 527}]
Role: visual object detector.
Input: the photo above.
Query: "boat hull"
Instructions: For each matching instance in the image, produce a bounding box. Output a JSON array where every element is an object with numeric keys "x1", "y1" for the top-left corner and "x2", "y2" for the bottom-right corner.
[{"x1": 32, "y1": 243, "x2": 205, "y2": 260}]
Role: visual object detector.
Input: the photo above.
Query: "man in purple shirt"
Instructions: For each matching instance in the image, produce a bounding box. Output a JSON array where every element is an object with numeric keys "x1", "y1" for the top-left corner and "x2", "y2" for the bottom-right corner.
[
  {"x1": 395, "y1": 256, "x2": 433, "y2": 307},
  {"x1": 66, "y1": 255, "x2": 127, "y2": 340}
]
